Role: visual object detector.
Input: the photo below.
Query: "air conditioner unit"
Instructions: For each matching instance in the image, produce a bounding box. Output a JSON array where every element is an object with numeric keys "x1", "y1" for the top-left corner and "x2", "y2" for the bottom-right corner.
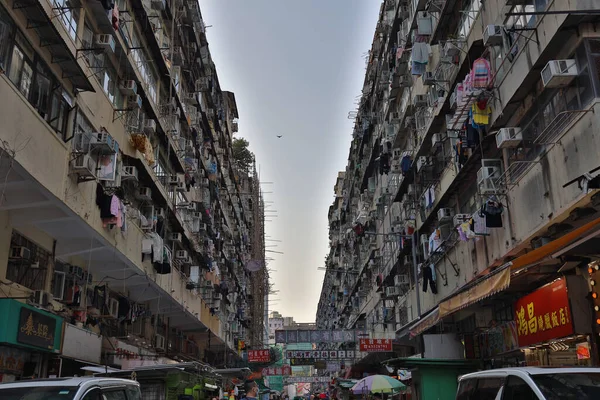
[
  {"x1": 453, "y1": 213, "x2": 471, "y2": 226},
  {"x1": 390, "y1": 112, "x2": 400, "y2": 123},
  {"x1": 136, "y1": 186, "x2": 152, "y2": 201},
  {"x1": 431, "y1": 133, "x2": 445, "y2": 148},
  {"x1": 413, "y1": 94, "x2": 428, "y2": 107},
  {"x1": 33, "y1": 290, "x2": 52, "y2": 306},
  {"x1": 483, "y1": 25, "x2": 503, "y2": 47},
  {"x1": 399, "y1": 5, "x2": 409, "y2": 19},
  {"x1": 95, "y1": 34, "x2": 115, "y2": 53},
  {"x1": 186, "y1": 92, "x2": 199, "y2": 105},
  {"x1": 394, "y1": 274, "x2": 409, "y2": 286},
  {"x1": 443, "y1": 41, "x2": 460, "y2": 57},
  {"x1": 391, "y1": 162, "x2": 402, "y2": 173},
  {"x1": 416, "y1": 156, "x2": 430, "y2": 172},
  {"x1": 168, "y1": 174, "x2": 182, "y2": 186},
  {"x1": 170, "y1": 232, "x2": 183, "y2": 243},
  {"x1": 144, "y1": 119, "x2": 156, "y2": 134},
  {"x1": 422, "y1": 72, "x2": 435, "y2": 85},
  {"x1": 404, "y1": 116, "x2": 414, "y2": 128},
  {"x1": 155, "y1": 334, "x2": 166, "y2": 350},
  {"x1": 128, "y1": 94, "x2": 143, "y2": 109},
  {"x1": 119, "y1": 80, "x2": 137, "y2": 96},
  {"x1": 90, "y1": 132, "x2": 117, "y2": 153},
  {"x1": 437, "y1": 207, "x2": 454, "y2": 222},
  {"x1": 176, "y1": 250, "x2": 188, "y2": 259},
  {"x1": 477, "y1": 159, "x2": 503, "y2": 194},
  {"x1": 71, "y1": 154, "x2": 97, "y2": 179},
  {"x1": 386, "y1": 287, "x2": 401, "y2": 297},
  {"x1": 392, "y1": 149, "x2": 403, "y2": 159},
  {"x1": 449, "y1": 91, "x2": 457, "y2": 109},
  {"x1": 541, "y1": 59, "x2": 578, "y2": 88},
  {"x1": 155, "y1": 208, "x2": 165, "y2": 219},
  {"x1": 10, "y1": 246, "x2": 31, "y2": 259},
  {"x1": 122, "y1": 166, "x2": 139, "y2": 182},
  {"x1": 496, "y1": 127, "x2": 523, "y2": 148}
]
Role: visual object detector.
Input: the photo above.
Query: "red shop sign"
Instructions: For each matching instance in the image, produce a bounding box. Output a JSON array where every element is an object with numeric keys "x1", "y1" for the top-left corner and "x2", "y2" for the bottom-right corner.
[
  {"x1": 247, "y1": 349, "x2": 271, "y2": 363},
  {"x1": 262, "y1": 365, "x2": 291, "y2": 376},
  {"x1": 359, "y1": 338, "x2": 393, "y2": 352},
  {"x1": 514, "y1": 277, "x2": 573, "y2": 347}
]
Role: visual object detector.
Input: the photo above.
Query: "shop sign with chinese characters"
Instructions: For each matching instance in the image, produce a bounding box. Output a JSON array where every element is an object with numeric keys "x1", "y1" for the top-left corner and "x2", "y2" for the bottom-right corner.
[
  {"x1": 261, "y1": 365, "x2": 291, "y2": 376},
  {"x1": 285, "y1": 350, "x2": 355, "y2": 359},
  {"x1": 359, "y1": 339, "x2": 393, "y2": 352},
  {"x1": 247, "y1": 349, "x2": 271, "y2": 363},
  {"x1": 17, "y1": 307, "x2": 56, "y2": 350},
  {"x1": 514, "y1": 278, "x2": 573, "y2": 347}
]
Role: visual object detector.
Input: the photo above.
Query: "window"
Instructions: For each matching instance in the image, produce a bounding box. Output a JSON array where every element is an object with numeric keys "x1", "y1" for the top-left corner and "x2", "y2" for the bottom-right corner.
[
  {"x1": 102, "y1": 390, "x2": 127, "y2": 400},
  {"x1": 53, "y1": 0, "x2": 79, "y2": 42},
  {"x1": 456, "y1": 379, "x2": 476, "y2": 400},
  {"x1": 471, "y1": 378, "x2": 504, "y2": 400},
  {"x1": 532, "y1": 373, "x2": 600, "y2": 400},
  {"x1": 82, "y1": 389, "x2": 102, "y2": 400},
  {"x1": 8, "y1": 32, "x2": 34, "y2": 98},
  {"x1": 0, "y1": 8, "x2": 13, "y2": 70},
  {"x1": 503, "y1": 376, "x2": 538, "y2": 400},
  {"x1": 6, "y1": 231, "x2": 50, "y2": 291}
]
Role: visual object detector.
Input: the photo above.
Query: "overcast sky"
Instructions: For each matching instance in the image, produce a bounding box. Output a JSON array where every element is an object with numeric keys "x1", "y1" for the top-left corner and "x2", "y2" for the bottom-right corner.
[{"x1": 199, "y1": 0, "x2": 380, "y2": 322}]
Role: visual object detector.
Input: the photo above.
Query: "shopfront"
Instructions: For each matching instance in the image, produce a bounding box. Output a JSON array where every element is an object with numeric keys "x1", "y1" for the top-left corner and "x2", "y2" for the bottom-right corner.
[
  {"x1": 53, "y1": 323, "x2": 103, "y2": 377},
  {"x1": 0, "y1": 299, "x2": 63, "y2": 380},
  {"x1": 514, "y1": 276, "x2": 594, "y2": 367}
]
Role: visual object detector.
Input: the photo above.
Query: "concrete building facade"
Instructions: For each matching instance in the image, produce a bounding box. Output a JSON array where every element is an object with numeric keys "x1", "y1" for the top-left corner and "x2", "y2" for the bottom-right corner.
[
  {"x1": 0, "y1": 0, "x2": 267, "y2": 380},
  {"x1": 317, "y1": 0, "x2": 600, "y2": 373}
]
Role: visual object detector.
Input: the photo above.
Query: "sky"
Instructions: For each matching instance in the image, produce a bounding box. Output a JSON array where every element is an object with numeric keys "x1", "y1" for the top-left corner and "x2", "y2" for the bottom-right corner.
[{"x1": 199, "y1": 0, "x2": 381, "y2": 322}]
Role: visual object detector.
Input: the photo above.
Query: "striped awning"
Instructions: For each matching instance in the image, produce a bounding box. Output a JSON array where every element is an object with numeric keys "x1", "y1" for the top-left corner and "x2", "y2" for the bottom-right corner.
[
  {"x1": 409, "y1": 308, "x2": 440, "y2": 337},
  {"x1": 439, "y1": 267, "x2": 511, "y2": 318}
]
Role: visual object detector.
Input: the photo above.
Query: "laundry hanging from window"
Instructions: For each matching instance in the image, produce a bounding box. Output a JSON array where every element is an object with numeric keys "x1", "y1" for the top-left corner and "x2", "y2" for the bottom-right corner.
[{"x1": 422, "y1": 264, "x2": 437, "y2": 294}]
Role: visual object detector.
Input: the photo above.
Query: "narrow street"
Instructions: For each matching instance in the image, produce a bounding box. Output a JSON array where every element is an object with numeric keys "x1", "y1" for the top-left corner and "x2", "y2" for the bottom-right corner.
[{"x1": 0, "y1": 0, "x2": 599, "y2": 399}]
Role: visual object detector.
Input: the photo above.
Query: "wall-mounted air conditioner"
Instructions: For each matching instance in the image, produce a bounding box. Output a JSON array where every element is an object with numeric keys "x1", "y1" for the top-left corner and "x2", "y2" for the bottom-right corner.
[
  {"x1": 483, "y1": 25, "x2": 503, "y2": 47},
  {"x1": 144, "y1": 119, "x2": 156, "y2": 134},
  {"x1": 541, "y1": 59, "x2": 578, "y2": 88},
  {"x1": 437, "y1": 207, "x2": 454, "y2": 222},
  {"x1": 136, "y1": 186, "x2": 152, "y2": 201},
  {"x1": 394, "y1": 275, "x2": 409, "y2": 286},
  {"x1": 170, "y1": 232, "x2": 182, "y2": 243},
  {"x1": 453, "y1": 213, "x2": 471, "y2": 227},
  {"x1": 443, "y1": 41, "x2": 460, "y2": 57},
  {"x1": 477, "y1": 159, "x2": 503, "y2": 194},
  {"x1": 33, "y1": 290, "x2": 52, "y2": 306},
  {"x1": 71, "y1": 154, "x2": 97, "y2": 179},
  {"x1": 119, "y1": 80, "x2": 137, "y2": 96},
  {"x1": 385, "y1": 287, "x2": 401, "y2": 297},
  {"x1": 95, "y1": 34, "x2": 115, "y2": 53},
  {"x1": 496, "y1": 127, "x2": 523, "y2": 148},
  {"x1": 128, "y1": 94, "x2": 143, "y2": 109},
  {"x1": 176, "y1": 250, "x2": 188, "y2": 259},
  {"x1": 90, "y1": 132, "x2": 117, "y2": 153},
  {"x1": 422, "y1": 72, "x2": 435, "y2": 85},
  {"x1": 10, "y1": 246, "x2": 31, "y2": 259},
  {"x1": 413, "y1": 94, "x2": 428, "y2": 107},
  {"x1": 122, "y1": 166, "x2": 139, "y2": 182}
]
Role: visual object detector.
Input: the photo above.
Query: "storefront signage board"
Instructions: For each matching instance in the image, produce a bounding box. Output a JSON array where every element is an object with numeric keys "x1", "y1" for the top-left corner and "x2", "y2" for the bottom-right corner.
[
  {"x1": 247, "y1": 349, "x2": 270, "y2": 363},
  {"x1": 359, "y1": 338, "x2": 393, "y2": 352},
  {"x1": 514, "y1": 278, "x2": 573, "y2": 347}
]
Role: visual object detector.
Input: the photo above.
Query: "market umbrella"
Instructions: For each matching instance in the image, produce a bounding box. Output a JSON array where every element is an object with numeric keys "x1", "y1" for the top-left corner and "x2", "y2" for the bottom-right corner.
[{"x1": 351, "y1": 375, "x2": 406, "y2": 394}]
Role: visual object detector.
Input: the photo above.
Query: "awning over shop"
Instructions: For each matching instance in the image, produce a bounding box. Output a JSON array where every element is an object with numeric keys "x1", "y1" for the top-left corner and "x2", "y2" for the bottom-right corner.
[
  {"x1": 408, "y1": 308, "x2": 440, "y2": 338},
  {"x1": 510, "y1": 215, "x2": 600, "y2": 271},
  {"x1": 439, "y1": 267, "x2": 511, "y2": 318}
]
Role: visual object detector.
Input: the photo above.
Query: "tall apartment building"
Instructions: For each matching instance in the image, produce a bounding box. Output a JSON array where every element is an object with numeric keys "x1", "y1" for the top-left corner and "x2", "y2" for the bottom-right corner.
[
  {"x1": 0, "y1": 0, "x2": 267, "y2": 380},
  {"x1": 317, "y1": 0, "x2": 600, "y2": 371}
]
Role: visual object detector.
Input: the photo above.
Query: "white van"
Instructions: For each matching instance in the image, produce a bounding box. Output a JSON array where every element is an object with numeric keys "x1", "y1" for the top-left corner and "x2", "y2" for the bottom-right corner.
[
  {"x1": 0, "y1": 377, "x2": 141, "y2": 400},
  {"x1": 456, "y1": 367, "x2": 600, "y2": 400}
]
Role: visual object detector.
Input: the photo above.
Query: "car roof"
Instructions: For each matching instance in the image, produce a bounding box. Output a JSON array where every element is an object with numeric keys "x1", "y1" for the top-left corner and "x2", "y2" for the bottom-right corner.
[
  {"x1": 0, "y1": 377, "x2": 139, "y2": 389},
  {"x1": 459, "y1": 367, "x2": 600, "y2": 381}
]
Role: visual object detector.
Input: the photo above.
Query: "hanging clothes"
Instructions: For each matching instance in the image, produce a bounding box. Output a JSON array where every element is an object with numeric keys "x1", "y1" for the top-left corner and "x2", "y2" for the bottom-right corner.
[
  {"x1": 482, "y1": 200, "x2": 504, "y2": 228},
  {"x1": 411, "y1": 60, "x2": 427, "y2": 76},
  {"x1": 396, "y1": 47, "x2": 405, "y2": 60},
  {"x1": 465, "y1": 121, "x2": 480, "y2": 147},
  {"x1": 400, "y1": 155, "x2": 412, "y2": 174},
  {"x1": 412, "y1": 42, "x2": 430, "y2": 64},
  {"x1": 472, "y1": 103, "x2": 492, "y2": 126},
  {"x1": 422, "y1": 265, "x2": 438, "y2": 294},
  {"x1": 112, "y1": 3, "x2": 119, "y2": 30},
  {"x1": 471, "y1": 58, "x2": 492, "y2": 88}
]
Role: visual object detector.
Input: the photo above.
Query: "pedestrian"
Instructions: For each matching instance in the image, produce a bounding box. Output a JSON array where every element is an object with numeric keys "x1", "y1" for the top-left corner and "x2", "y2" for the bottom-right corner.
[{"x1": 242, "y1": 380, "x2": 259, "y2": 400}]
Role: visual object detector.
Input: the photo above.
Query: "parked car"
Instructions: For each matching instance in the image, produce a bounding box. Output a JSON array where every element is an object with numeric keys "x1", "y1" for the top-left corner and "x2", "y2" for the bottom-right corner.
[
  {"x1": 0, "y1": 376, "x2": 141, "y2": 400},
  {"x1": 456, "y1": 367, "x2": 600, "y2": 400}
]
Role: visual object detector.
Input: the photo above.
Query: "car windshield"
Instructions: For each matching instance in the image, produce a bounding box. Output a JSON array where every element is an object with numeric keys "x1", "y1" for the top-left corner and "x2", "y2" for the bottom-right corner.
[
  {"x1": 532, "y1": 373, "x2": 600, "y2": 400},
  {"x1": 0, "y1": 386, "x2": 78, "y2": 400}
]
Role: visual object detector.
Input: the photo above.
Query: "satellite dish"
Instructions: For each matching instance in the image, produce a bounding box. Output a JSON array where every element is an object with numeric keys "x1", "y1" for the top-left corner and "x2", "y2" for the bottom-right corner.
[{"x1": 245, "y1": 260, "x2": 264, "y2": 272}]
